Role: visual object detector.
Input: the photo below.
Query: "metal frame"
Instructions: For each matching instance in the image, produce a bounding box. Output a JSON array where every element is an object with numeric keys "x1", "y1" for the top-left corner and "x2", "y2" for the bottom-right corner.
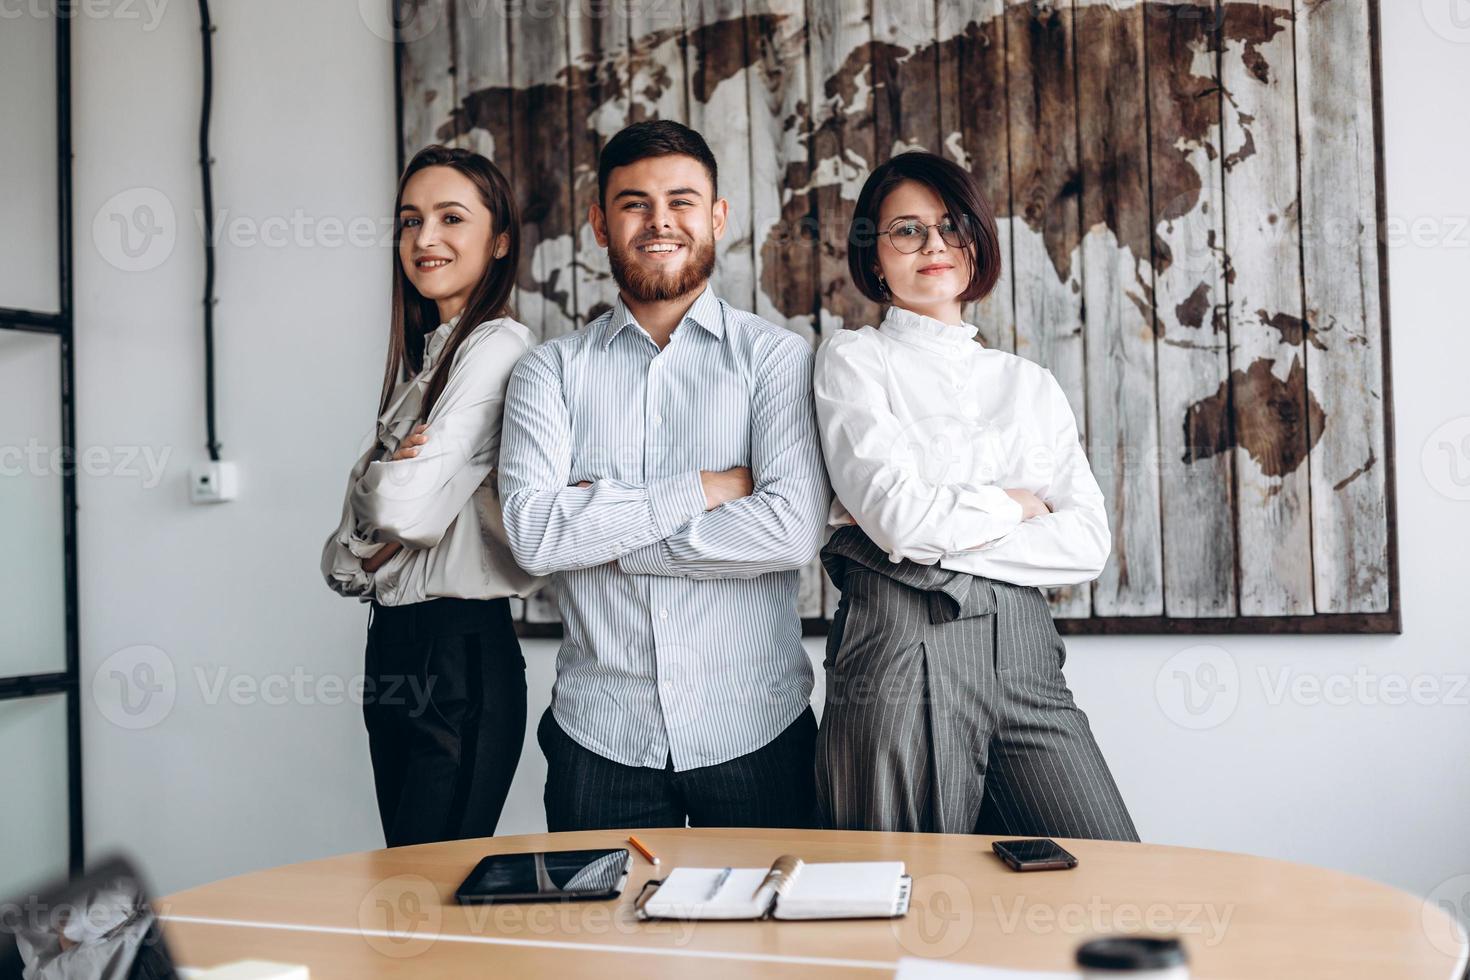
[{"x1": 0, "y1": 12, "x2": 83, "y2": 873}]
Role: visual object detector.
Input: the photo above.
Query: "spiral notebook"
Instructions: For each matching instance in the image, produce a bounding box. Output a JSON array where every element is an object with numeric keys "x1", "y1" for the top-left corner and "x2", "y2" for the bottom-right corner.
[{"x1": 634, "y1": 854, "x2": 911, "y2": 921}]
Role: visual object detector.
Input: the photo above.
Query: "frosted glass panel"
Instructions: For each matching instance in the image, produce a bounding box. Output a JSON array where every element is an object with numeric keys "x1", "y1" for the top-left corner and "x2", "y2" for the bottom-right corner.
[
  {"x1": 0, "y1": 695, "x2": 69, "y2": 897},
  {"x1": 0, "y1": 11, "x2": 60, "y2": 313},
  {"x1": 0, "y1": 332, "x2": 66, "y2": 678}
]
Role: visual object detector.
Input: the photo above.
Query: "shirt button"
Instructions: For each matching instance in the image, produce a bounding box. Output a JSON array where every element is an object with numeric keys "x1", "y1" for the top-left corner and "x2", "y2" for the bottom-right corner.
[
  {"x1": 651, "y1": 415, "x2": 663, "y2": 426},
  {"x1": 659, "y1": 608, "x2": 669, "y2": 621}
]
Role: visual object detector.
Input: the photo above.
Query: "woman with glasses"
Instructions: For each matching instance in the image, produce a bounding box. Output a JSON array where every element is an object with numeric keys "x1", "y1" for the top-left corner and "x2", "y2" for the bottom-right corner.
[{"x1": 811, "y1": 151, "x2": 1138, "y2": 841}]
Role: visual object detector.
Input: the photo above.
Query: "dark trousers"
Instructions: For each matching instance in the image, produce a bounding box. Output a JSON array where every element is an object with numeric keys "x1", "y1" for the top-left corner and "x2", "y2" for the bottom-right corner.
[
  {"x1": 816, "y1": 532, "x2": 1139, "y2": 842},
  {"x1": 538, "y1": 706, "x2": 818, "y2": 831},
  {"x1": 363, "y1": 596, "x2": 526, "y2": 847}
]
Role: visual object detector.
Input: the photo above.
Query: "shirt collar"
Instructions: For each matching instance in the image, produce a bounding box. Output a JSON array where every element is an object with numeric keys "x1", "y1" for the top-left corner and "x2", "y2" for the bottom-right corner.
[
  {"x1": 423, "y1": 313, "x2": 461, "y2": 369},
  {"x1": 878, "y1": 305, "x2": 980, "y2": 354},
  {"x1": 602, "y1": 282, "x2": 724, "y2": 349}
]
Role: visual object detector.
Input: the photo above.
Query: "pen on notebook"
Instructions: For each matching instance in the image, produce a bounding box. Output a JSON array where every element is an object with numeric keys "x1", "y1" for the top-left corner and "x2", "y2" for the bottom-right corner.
[
  {"x1": 706, "y1": 867, "x2": 732, "y2": 901},
  {"x1": 627, "y1": 835, "x2": 660, "y2": 866}
]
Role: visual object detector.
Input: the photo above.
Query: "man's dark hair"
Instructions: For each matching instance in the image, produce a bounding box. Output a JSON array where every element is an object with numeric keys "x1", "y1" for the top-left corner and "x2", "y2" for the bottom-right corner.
[
  {"x1": 847, "y1": 150, "x2": 1002, "y2": 305},
  {"x1": 597, "y1": 120, "x2": 719, "y2": 205}
]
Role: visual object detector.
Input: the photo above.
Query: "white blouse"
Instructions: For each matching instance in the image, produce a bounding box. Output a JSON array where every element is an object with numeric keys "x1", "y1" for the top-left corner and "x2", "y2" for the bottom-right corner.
[
  {"x1": 813, "y1": 305, "x2": 1111, "y2": 588},
  {"x1": 321, "y1": 314, "x2": 547, "y2": 606}
]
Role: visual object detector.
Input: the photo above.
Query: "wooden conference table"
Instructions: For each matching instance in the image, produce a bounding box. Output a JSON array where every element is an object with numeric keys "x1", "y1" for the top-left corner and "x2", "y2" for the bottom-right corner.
[{"x1": 158, "y1": 828, "x2": 1468, "y2": 978}]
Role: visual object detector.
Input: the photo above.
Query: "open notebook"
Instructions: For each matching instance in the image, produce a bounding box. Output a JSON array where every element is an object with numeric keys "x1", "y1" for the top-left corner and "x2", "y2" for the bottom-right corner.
[{"x1": 635, "y1": 854, "x2": 911, "y2": 921}]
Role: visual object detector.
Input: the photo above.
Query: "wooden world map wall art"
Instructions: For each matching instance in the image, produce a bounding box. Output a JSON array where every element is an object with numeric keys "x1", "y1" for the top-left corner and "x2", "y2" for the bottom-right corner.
[{"x1": 394, "y1": 0, "x2": 1399, "y2": 634}]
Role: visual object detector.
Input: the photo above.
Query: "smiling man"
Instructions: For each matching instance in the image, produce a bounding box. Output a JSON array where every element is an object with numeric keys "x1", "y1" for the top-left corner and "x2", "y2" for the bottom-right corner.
[{"x1": 497, "y1": 121, "x2": 831, "y2": 831}]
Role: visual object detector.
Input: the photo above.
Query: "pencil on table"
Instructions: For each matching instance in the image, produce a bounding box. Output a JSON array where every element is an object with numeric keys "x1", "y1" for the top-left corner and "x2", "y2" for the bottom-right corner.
[{"x1": 627, "y1": 835, "x2": 660, "y2": 866}]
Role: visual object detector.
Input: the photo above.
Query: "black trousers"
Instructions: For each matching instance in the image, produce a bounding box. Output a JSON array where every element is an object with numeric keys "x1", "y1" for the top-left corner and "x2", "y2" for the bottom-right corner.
[
  {"x1": 538, "y1": 706, "x2": 818, "y2": 831},
  {"x1": 363, "y1": 596, "x2": 526, "y2": 847}
]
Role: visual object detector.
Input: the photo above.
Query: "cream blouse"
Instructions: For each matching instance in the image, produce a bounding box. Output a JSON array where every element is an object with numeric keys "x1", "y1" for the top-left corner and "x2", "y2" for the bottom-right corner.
[
  {"x1": 321, "y1": 314, "x2": 547, "y2": 605},
  {"x1": 813, "y1": 304, "x2": 1112, "y2": 589}
]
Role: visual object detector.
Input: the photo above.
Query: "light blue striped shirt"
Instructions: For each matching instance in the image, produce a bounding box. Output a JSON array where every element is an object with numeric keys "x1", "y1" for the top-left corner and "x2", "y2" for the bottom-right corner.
[{"x1": 498, "y1": 284, "x2": 830, "y2": 771}]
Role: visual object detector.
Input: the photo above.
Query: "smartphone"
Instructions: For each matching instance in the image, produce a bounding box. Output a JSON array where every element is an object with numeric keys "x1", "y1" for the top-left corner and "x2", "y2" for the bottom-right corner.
[
  {"x1": 455, "y1": 848, "x2": 631, "y2": 904},
  {"x1": 992, "y1": 838, "x2": 1078, "y2": 872}
]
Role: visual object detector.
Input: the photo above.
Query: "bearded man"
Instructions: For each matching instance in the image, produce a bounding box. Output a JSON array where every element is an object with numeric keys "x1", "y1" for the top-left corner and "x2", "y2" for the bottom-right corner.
[{"x1": 497, "y1": 120, "x2": 831, "y2": 830}]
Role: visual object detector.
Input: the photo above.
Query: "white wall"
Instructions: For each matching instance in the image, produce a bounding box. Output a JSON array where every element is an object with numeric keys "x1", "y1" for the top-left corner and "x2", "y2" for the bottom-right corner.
[{"x1": 70, "y1": 0, "x2": 1468, "y2": 916}]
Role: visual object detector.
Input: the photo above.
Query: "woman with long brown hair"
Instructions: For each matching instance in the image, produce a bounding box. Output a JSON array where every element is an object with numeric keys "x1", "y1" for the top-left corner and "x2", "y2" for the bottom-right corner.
[{"x1": 321, "y1": 145, "x2": 543, "y2": 846}]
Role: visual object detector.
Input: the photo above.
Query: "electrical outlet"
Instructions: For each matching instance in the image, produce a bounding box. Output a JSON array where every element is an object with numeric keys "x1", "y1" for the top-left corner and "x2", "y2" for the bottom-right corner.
[{"x1": 189, "y1": 461, "x2": 239, "y2": 504}]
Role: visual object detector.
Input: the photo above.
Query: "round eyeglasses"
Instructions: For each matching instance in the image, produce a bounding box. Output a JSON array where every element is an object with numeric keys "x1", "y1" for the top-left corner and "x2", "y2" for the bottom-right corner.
[{"x1": 876, "y1": 216, "x2": 974, "y2": 254}]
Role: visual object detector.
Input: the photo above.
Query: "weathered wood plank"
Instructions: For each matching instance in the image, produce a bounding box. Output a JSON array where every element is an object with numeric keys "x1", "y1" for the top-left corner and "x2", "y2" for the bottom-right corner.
[
  {"x1": 1296, "y1": 0, "x2": 1391, "y2": 613},
  {"x1": 451, "y1": 0, "x2": 510, "y2": 163},
  {"x1": 940, "y1": 1, "x2": 1016, "y2": 354},
  {"x1": 748, "y1": 0, "x2": 818, "y2": 345},
  {"x1": 507, "y1": 3, "x2": 575, "y2": 623},
  {"x1": 627, "y1": 0, "x2": 689, "y2": 123},
  {"x1": 399, "y1": 0, "x2": 457, "y2": 160},
  {"x1": 683, "y1": 0, "x2": 756, "y2": 308},
  {"x1": 809, "y1": 0, "x2": 876, "y2": 618},
  {"x1": 808, "y1": 0, "x2": 878, "y2": 337},
  {"x1": 1075, "y1": 0, "x2": 1163, "y2": 617},
  {"x1": 507, "y1": 5, "x2": 579, "y2": 346},
  {"x1": 568, "y1": 0, "x2": 631, "y2": 327},
  {"x1": 1147, "y1": 0, "x2": 1237, "y2": 617},
  {"x1": 1218, "y1": 0, "x2": 1316, "y2": 615},
  {"x1": 871, "y1": 0, "x2": 938, "y2": 157},
  {"x1": 745, "y1": 0, "x2": 823, "y2": 616},
  {"x1": 1005, "y1": 0, "x2": 1089, "y2": 618}
]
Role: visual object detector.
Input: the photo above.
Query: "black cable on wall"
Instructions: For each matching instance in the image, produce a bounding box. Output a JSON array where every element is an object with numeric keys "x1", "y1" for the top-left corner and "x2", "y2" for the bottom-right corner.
[{"x1": 197, "y1": 0, "x2": 220, "y2": 461}]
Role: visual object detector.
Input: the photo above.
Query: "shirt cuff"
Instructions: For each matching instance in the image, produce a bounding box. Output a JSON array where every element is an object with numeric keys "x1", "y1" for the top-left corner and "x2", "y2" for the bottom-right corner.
[
  {"x1": 646, "y1": 470, "x2": 706, "y2": 539},
  {"x1": 324, "y1": 533, "x2": 378, "y2": 596},
  {"x1": 618, "y1": 540, "x2": 676, "y2": 576},
  {"x1": 955, "y1": 486, "x2": 1026, "y2": 551}
]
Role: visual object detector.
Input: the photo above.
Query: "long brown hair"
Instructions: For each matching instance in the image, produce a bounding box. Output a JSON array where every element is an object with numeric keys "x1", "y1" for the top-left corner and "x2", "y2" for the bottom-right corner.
[{"x1": 379, "y1": 145, "x2": 520, "y2": 418}]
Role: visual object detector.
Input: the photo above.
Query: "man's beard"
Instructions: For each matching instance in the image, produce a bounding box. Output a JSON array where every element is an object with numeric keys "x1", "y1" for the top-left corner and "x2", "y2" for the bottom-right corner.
[{"x1": 608, "y1": 232, "x2": 717, "y2": 303}]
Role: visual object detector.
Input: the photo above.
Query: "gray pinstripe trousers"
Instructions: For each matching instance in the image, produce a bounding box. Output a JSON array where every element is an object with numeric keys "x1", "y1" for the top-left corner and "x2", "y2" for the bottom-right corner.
[{"x1": 815, "y1": 526, "x2": 1139, "y2": 841}]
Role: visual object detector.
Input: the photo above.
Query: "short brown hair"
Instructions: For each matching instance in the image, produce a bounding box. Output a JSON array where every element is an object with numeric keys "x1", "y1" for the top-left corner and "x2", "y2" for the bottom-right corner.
[
  {"x1": 846, "y1": 151, "x2": 1002, "y2": 305},
  {"x1": 597, "y1": 120, "x2": 719, "y2": 205}
]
